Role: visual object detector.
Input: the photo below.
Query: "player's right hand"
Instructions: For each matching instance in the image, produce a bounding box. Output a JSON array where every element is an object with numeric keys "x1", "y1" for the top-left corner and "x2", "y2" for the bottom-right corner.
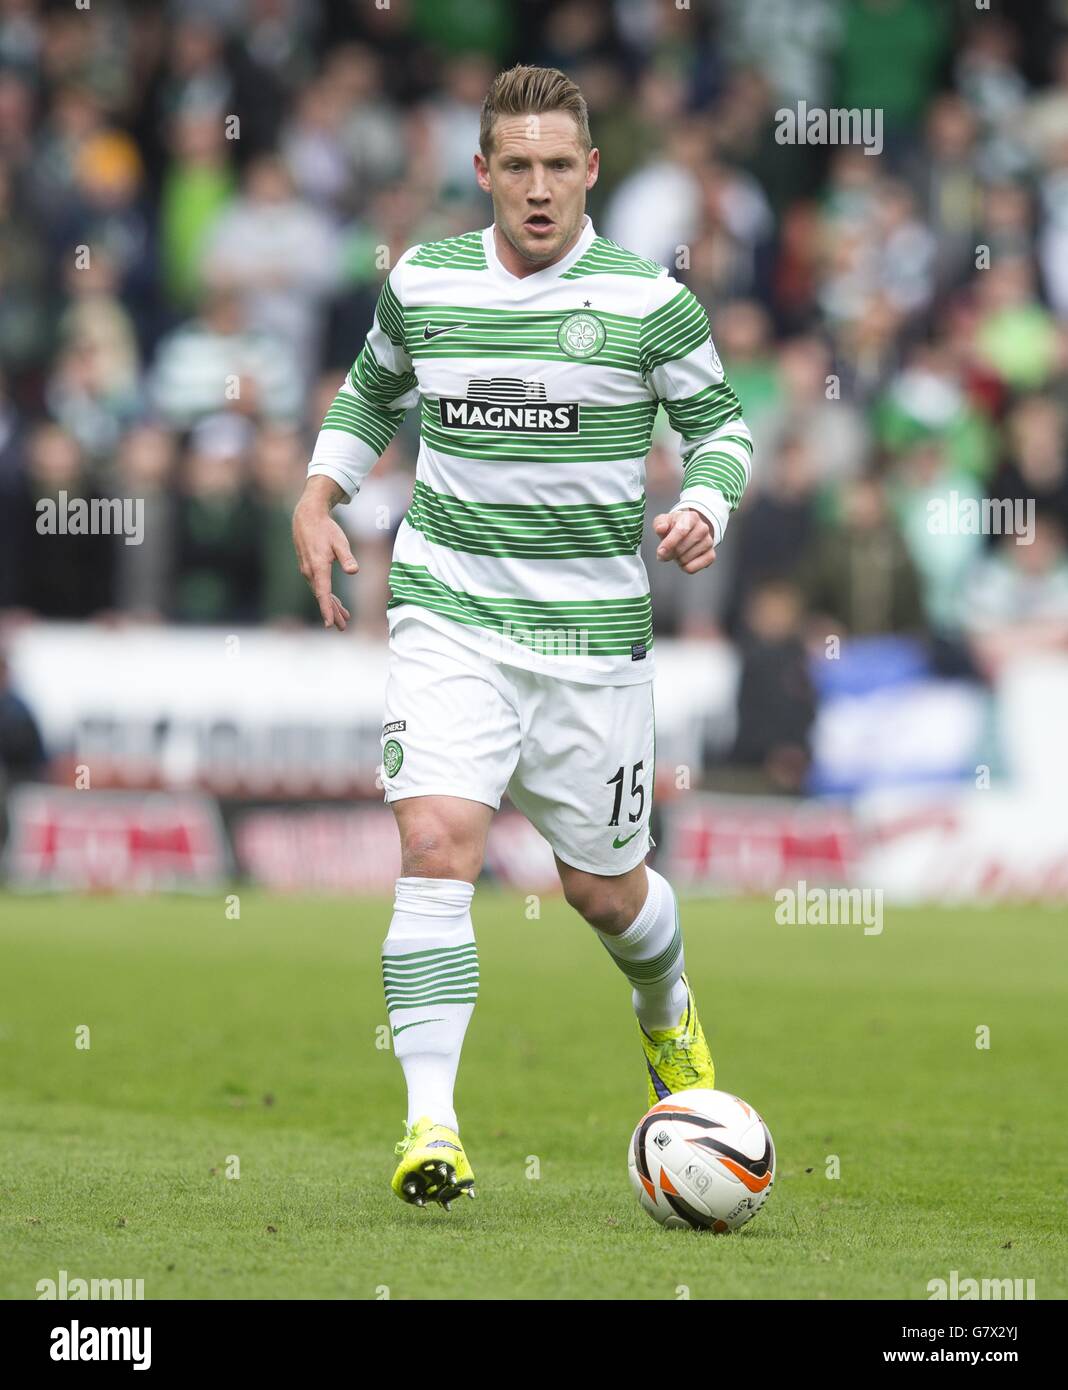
[{"x1": 292, "y1": 480, "x2": 359, "y2": 630}]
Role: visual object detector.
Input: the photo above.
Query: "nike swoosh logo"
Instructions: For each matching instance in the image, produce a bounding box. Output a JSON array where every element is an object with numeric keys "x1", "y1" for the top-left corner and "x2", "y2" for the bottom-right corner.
[
  {"x1": 612, "y1": 828, "x2": 643, "y2": 849},
  {"x1": 423, "y1": 323, "x2": 467, "y2": 339},
  {"x1": 392, "y1": 1018, "x2": 444, "y2": 1037}
]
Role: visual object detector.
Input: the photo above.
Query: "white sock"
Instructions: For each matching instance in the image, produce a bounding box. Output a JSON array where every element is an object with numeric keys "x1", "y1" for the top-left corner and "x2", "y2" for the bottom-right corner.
[
  {"x1": 596, "y1": 867, "x2": 688, "y2": 1032},
  {"x1": 382, "y1": 876, "x2": 478, "y2": 1132}
]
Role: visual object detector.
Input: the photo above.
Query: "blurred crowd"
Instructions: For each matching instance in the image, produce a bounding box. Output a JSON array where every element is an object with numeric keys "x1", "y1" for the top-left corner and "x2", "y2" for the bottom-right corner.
[{"x1": 3, "y1": 0, "x2": 1068, "y2": 793}]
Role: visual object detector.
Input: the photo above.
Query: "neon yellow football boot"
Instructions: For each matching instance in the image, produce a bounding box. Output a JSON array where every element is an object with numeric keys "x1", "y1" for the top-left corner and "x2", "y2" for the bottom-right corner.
[
  {"x1": 639, "y1": 975, "x2": 715, "y2": 1107},
  {"x1": 391, "y1": 1116, "x2": 475, "y2": 1209}
]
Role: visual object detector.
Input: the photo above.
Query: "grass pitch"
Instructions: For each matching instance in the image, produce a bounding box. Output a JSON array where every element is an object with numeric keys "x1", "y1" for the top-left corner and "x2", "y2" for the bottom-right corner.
[{"x1": 1, "y1": 891, "x2": 1064, "y2": 1300}]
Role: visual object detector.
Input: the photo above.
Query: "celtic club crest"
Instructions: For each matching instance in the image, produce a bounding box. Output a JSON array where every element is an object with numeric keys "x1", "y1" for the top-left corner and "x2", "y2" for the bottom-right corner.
[
  {"x1": 382, "y1": 739, "x2": 404, "y2": 777},
  {"x1": 557, "y1": 311, "x2": 606, "y2": 359}
]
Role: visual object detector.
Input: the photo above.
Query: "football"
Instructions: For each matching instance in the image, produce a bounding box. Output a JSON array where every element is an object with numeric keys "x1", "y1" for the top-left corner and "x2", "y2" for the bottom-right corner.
[{"x1": 628, "y1": 1088, "x2": 776, "y2": 1232}]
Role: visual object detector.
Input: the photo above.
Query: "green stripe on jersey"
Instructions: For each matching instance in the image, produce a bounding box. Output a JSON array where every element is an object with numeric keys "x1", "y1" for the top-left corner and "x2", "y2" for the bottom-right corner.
[
  {"x1": 387, "y1": 562, "x2": 653, "y2": 657},
  {"x1": 405, "y1": 306, "x2": 642, "y2": 373},
  {"x1": 661, "y1": 382, "x2": 745, "y2": 440},
  {"x1": 640, "y1": 287, "x2": 711, "y2": 374},
  {"x1": 406, "y1": 480, "x2": 645, "y2": 559},
  {"x1": 682, "y1": 447, "x2": 750, "y2": 508},
  {"x1": 322, "y1": 392, "x2": 404, "y2": 455},
  {"x1": 375, "y1": 277, "x2": 406, "y2": 348},
  {"x1": 351, "y1": 341, "x2": 417, "y2": 406},
  {"x1": 560, "y1": 236, "x2": 664, "y2": 281},
  {"x1": 407, "y1": 233, "x2": 488, "y2": 270}
]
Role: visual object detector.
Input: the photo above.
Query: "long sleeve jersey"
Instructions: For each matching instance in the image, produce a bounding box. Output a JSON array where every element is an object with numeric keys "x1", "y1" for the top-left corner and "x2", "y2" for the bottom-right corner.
[{"x1": 308, "y1": 216, "x2": 753, "y2": 685}]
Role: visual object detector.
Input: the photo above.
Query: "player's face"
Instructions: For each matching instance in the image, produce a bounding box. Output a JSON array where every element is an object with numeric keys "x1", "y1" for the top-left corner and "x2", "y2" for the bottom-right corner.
[{"x1": 475, "y1": 111, "x2": 599, "y2": 267}]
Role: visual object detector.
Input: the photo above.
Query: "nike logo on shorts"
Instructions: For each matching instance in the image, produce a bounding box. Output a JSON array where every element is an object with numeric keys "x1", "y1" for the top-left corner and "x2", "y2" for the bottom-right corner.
[{"x1": 612, "y1": 827, "x2": 643, "y2": 849}]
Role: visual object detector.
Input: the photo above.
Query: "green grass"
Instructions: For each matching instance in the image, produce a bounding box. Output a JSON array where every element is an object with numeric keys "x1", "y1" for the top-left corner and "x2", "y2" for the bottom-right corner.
[{"x1": 0, "y1": 891, "x2": 1064, "y2": 1300}]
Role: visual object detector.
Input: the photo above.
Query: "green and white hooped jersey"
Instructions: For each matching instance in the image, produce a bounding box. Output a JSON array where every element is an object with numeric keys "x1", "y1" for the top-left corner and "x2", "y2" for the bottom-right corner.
[{"x1": 308, "y1": 217, "x2": 753, "y2": 685}]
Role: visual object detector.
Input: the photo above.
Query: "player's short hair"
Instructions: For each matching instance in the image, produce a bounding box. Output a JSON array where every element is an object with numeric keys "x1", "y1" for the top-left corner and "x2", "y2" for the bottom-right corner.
[{"x1": 479, "y1": 65, "x2": 591, "y2": 156}]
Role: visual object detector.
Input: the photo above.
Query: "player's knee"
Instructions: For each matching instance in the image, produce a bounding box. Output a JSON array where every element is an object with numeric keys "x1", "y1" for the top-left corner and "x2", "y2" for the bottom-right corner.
[
  {"x1": 562, "y1": 873, "x2": 629, "y2": 931},
  {"x1": 399, "y1": 819, "x2": 480, "y2": 880}
]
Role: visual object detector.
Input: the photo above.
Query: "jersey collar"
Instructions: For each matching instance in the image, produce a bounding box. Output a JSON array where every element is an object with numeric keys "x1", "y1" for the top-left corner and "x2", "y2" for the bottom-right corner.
[{"x1": 483, "y1": 215, "x2": 595, "y2": 290}]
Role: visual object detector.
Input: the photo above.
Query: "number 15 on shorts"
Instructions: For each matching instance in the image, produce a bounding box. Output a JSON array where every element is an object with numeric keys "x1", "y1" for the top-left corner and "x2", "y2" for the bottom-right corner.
[{"x1": 607, "y1": 761, "x2": 645, "y2": 849}]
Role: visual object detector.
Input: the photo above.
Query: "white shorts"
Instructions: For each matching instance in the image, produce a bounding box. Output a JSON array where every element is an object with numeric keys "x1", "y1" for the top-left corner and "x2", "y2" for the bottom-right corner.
[{"x1": 380, "y1": 616, "x2": 655, "y2": 875}]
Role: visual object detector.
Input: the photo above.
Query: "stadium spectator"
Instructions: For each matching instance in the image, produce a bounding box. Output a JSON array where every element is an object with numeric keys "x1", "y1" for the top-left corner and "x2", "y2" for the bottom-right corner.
[
  {"x1": 720, "y1": 579, "x2": 816, "y2": 795},
  {"x1": 149, "y1": 284, "x2": 302, "y2": 427},
  {"x1": 46, "y1": 246, "x2": 143, "y2": 462},
  {"x1": 953, "y1": 16, "x2": 1030, "y2": 181},
  {"x1": 112, "y1": 423, "x2": 179, "y2": 620},
  {"x1": 728, "y1": 434, "x2": 821, "y2": 628},
  {"x1": 906, "y1": 94, "x2": 984, "y2": 294},
  {"x1": 0, "y1": 650, "x2": 46, "y2": 788},
  {"x1": 836, "y1": 0, "x2": 952, "y2": 146},
  {"x1": 328, "y1": 45, "x2": 407, "y2": 207},
  {"x1": 988, "y1": 394, "x2": 1068, "y2": 537},
  {"x1": 7, "y1": 423, "x2": 116, "y2": 620},
  {"x1": 171, "y1": 416, "x2": 261, "y2": 625},
  {"x1": 200, "y1": 152, "x2": 342, "y2": 386},
  {"x1": 0, "y1": 157, "x2": 50, "y2": 377},
  {"x1": 279, "y1": 76, "x2": 352, "y2": 216},
  {"x1": 250, "y1": 422, "x2": 322, "y2": 626},
  {"x1": 604, "y1": 112, "x2": 711, "y2": 265},
  {"x1": 802, "y1": 475, "x2": 925, "y2": 637},
  {"x1": 973, "y1": 255, "x2": 1063, "y2": 392},
  {"x1": 416, "y1": 54, "x2": 497, "y2": 205},
  {"x1": 960, "y1": 513, "x2": 1068, "y2": 679},
  {"x1": 157, "y1": 106, "x2": 236, "y2": 315},
  {"x1": 46, "y1": 129, "x2": 158, "y2": 351},
  {"x1": 889, "y1": 439, "x2": 985, "y2": 634},
  {"x1": 759, "y1": 335, "x2": 869, "y2": 487}
]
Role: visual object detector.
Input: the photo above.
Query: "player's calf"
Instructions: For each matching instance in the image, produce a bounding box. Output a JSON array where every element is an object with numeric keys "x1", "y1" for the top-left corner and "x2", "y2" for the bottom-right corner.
[
  {"x1": 382, "y1": 874, "x2": 480, "y2": 1205},
  {"x1": 567, "y1": 865, "x2": 715, "y2": 1104}
]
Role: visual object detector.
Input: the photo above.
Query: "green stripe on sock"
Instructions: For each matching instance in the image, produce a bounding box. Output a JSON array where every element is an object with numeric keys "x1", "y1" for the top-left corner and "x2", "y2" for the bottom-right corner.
[
  {"x1": 603, "y1": 922, "x2": 682, "y2": 987},
  {"x1": 382, "y1": 941, "x2": 479, "y2": 1014},
  {"x1": 382, "y1": 944, "x2": 478, "y2": 966}
]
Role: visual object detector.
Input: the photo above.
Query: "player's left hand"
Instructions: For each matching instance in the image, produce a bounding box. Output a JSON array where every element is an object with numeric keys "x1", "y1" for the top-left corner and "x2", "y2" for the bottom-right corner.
[{"x1": 653, "y1": 509, "x2": 716, "y2": 573}]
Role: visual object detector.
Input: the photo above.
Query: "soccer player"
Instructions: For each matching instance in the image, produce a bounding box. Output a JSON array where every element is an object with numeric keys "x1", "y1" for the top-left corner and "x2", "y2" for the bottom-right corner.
[{"x1": 292, "y1": 66, "x2": 753, "y2": 1208}]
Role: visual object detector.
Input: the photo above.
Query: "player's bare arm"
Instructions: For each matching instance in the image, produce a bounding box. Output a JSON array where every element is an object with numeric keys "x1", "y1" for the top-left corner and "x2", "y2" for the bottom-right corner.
[{"x1": 292, "y1": 474, "x2": 358, "y2": 630}]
